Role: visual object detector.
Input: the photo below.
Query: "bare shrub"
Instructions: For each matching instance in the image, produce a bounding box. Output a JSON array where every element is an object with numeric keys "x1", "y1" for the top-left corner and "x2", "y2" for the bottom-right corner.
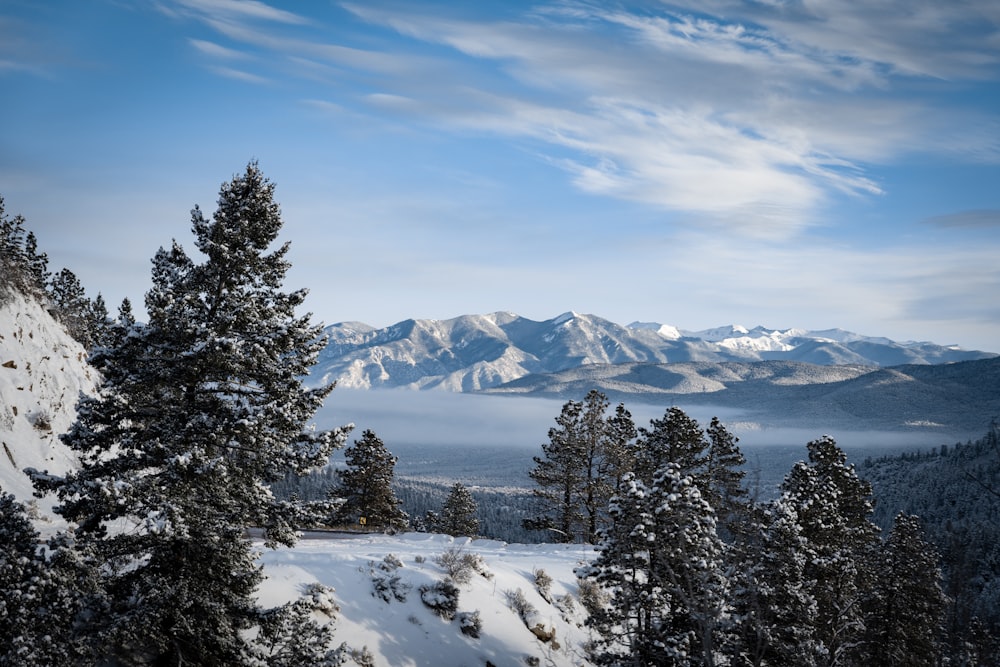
[
  {"x1": 576, "y1": 578, "x2": 608, "y2": 617},
  {"x1": 504, "y1": 588, "x2": 537, "y2": 627},
  {"x1": 435, "y1": 548, "x2": 492, "y2": 585},
  {"x1": 533, "y1": 567, "x2": 553, "y2": 603}
]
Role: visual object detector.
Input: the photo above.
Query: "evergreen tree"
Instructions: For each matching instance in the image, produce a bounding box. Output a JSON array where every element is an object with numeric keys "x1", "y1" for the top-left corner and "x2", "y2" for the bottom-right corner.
[
  {"x1": 0, "y1": 492, "x2": 98, "y2": 666},
  {"x1": 727, "y1": 498, "x2": 821, "y2": 666},
  {"x1": 47, "y1": 267, "x2": 92, "y2": 346},
  {"x1": 432, "y1": 482, "x2": 480, "y2": 537},
  {"x1": 23, "y1": 231, "x2": 49, "y2": 290},
  {"x1": 29, "y1": 162, "x2": 349, "y2": 665},
  {"x1": 0, "y1": 199, "x2": 44, "y2": 296},
  {"x1": 862, "y1": 513, "x2": 948, "y2": 666},
  {"x1": 704, "y1": 416, "x2": 748, "y2": 536},
  {"x1": 525, "y1": 397, "x2": 587, "y2": 542},
  {"x1": 333, "y1": 429, "x2": 409, "y2": 531},
  {"x1": 780, "y1": 436, "x2": 880, "y2": 666},
  {"x1": 583, "y1": 464, "x2": 728, "y2": 666},
  {"x1": 87, "y1": 292, "x2": 111, "y2": 349},
  {"x1": 634, "y1": 407, "x2": 708, "y2": 486},
  {"x1": 525, "y1": 391, "x2": 636, "y2": 543}
]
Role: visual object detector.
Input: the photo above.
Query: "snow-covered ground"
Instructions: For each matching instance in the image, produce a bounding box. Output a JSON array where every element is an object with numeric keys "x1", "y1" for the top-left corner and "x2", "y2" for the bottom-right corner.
[
  {"x1": 257, "y1": 532, "x2": 597, "y2": 667},
  {"x1": 0, "y1": 290, "x2": 97, "y2": 526}
]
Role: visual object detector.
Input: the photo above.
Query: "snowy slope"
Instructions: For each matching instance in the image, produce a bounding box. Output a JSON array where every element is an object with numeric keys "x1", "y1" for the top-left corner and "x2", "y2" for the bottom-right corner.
[
  {"x1": 0, "y1": 289, "x2": 98, "y2": 521},
  {"x1": 258, "y1": 532, "x2": 596, "y2": 667}
]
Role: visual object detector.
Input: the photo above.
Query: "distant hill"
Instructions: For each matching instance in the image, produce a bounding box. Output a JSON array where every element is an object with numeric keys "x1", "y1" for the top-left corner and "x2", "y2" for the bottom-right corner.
[
  {"x1": 312, "y1": 311, "x2": 996, "y2": 391},
  {"x1": 481, "y1": 357, "x2": 1000, "y2": 435}
]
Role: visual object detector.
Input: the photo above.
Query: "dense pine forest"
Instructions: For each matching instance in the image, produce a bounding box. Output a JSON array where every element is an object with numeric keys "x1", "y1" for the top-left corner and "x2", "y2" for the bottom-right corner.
[{"x1": 3, "y1": 170, "x2": 999, "y2": 665}]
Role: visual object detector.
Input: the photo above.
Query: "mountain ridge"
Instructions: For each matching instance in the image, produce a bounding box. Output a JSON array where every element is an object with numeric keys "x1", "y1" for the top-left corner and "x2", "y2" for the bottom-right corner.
[{"x1": 312, "y1": 311, "x2": 996, "y2": 391}]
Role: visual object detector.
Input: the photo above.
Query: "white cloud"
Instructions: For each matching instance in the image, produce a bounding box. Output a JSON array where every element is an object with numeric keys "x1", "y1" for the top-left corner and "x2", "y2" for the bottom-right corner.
[
  {"x1": 171, "y1": 0, "x2": 308, "y2": 26},
  {"x1": 207, "y1": 65, "x2": 269, "y2": 85},
  {"x1": 188, "y1": 38, "x2": 248, "y2": 60}
]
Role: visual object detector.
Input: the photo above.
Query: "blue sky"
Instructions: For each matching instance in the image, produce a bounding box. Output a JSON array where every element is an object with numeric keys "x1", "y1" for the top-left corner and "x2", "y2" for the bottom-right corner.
[{"x1": 2, "y1": 0, "x2": 999, "y2": 351}]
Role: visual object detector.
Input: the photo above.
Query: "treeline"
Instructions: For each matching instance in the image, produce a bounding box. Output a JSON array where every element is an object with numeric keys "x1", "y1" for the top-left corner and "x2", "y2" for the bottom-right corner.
[
  {"x1": 860, "y1": 425, "x2": 1000, "y2": 661},
  {"x1": 522, "y1": 390, "x2": 990, "y2": 666},
  {"x1": 0, "y1": 195, "x2": 130, "y2": 350}
]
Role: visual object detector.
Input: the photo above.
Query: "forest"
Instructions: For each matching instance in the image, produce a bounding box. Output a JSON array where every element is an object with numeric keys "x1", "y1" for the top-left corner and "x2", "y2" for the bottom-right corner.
[{"x1": 2, "y1": 167, "x2": 998, "y2": 665}]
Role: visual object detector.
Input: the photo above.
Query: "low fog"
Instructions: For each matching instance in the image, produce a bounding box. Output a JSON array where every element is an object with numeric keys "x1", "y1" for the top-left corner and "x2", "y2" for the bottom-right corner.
[{"x1": 315, "y1": 388, "x2": 962, "y2": 453}]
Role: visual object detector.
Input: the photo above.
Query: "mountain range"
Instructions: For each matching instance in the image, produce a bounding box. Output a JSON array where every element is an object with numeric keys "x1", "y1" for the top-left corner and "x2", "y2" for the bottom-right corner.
[{"x1": 312, "y1": 311, "x2": 995, "y2": 392}]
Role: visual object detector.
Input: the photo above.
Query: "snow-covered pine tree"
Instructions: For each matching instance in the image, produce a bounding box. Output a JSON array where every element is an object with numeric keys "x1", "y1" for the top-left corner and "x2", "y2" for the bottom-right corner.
[
  {"x1": 727, "y1": 498, "x2": 822, "y2": 666},
  {"x1": 704, "y1": 416, "x2": 748, "y2": 538},
  {"x1": 634, "y1": 407, "x2": 708, "y2": 486},
  {"x1": 582, "y1": 464, "x2": 728, "y2": 666},
  {"x1": 29, "y1": 162, "x2": 350, "y2": 665},
  {"x1": 861, "y1": 513, "x2": 948, "y2": 666},
  {"x1": 433, "y1": 482, "x2": 479, "y2": 537},
  {"x1": 47, "y1": 267, "x2": 93, "y2": 347},
  {"x1": 779, "y1": 436, "x2": 880, "y2": 667},
  {"x1": 0, "y1": 491, "x2": 98, "y2": 666},
  {"x1": 333, "y1": 429, "x2": 408, "y2": 531}
]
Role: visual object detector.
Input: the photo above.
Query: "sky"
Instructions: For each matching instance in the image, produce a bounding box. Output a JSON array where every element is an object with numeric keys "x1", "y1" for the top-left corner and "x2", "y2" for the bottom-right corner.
[{"x1": 2, "y1": 0, "x2": 999, "y2": 352}]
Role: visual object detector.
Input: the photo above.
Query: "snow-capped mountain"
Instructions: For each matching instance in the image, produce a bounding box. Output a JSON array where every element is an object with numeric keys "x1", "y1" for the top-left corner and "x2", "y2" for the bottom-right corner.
[
  {"x1": 311, "y1": 312, "x2": 995, "y2": 391},
  {"x1": 0, "y1": 287, "x2": 98, "y2": 521}
]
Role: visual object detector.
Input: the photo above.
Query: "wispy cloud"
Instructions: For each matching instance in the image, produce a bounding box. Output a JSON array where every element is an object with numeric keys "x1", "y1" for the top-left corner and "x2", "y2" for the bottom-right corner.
[
  {"x1": 924, "y1": 209, "x2": 1000, "y2": 228},
  {"x1": 158, "y1": 0, "x2": 1000, "y2": 239},
  {"x1": 188, "y1": 38, "x2": 249, "y2": 60},
  {"x1": 170, "y1": 0, "x2": 308, "y2": 26},
  {"x1": 207, "y1": 65, "x2": 269, "y2": 85}
]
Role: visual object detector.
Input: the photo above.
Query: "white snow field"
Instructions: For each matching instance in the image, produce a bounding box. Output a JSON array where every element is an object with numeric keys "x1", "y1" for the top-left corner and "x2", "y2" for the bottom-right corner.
[
  {"x1": 0, "y1": 290, "x2": 97, "y2": 525},
  {"x1": 257, "y1": 532, "x2": 598, "y2": 667}
]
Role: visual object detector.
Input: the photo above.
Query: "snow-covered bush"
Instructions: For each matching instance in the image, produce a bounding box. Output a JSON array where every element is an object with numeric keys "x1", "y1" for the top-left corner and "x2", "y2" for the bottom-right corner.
[
  {"x1": 381, "y1": 553, "x2": 404, "y2": 571},
  {"x1": 369, "y1": 555, "x2": 410, "y2": 603},
  {"x1": 420, "y1": 580, "x2": 460, "y2": 620},
  {"x1": 457, "y1": 610, "x2": 482, "y2": 639},
  {"x1": 252, "y1": 584, "x2": 344, "y2": 667}
]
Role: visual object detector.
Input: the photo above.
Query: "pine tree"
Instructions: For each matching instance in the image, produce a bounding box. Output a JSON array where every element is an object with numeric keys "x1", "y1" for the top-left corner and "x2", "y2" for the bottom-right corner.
[
  {"x1": 583, "y1": 464, "x2": 728, "y2": 666},
  {"x1": 0, "y1": 491, "x2": 98, "y2": 666},
  {"x1": 29, "y1": 162, "x2": 349, "y2": 665},
  {"x1": 704, "y1": 416, "x2": 748, "y2": 537},
  {"x1": 634, "y1": 407, "x2": 708, "y2": 486},
  {"x1": 333, "y1": 429, "x2": 409, "y2": 531},
  {"x1": 0, "y1": 199, "x2": 44, "y2": 296},
  {"x1": 433, "y1": 482, "x2": 479, "y2": 537},
  {"x1": 727, "y1": 498, "x2": 821, "y2": 666},
  {"x1": 525, "y1": 391, "x2": 636, "y2": 543},
  {"x1": 47, "y1": 267, "x2": 92, "y2": 346},
  {"x1": 780, "y1": 436, "x2": 880, "y2": 666},
  {"x1": 87, "y1": 292, "x2": 111, "y2": 349},
  {"x1": 862, "y1": 513, "x2": 948, "y2": 666},
  {"x1": 23, "y1": 231, "x2": 49, "y2": 290},
  {"x1": 525, "y1": 398, "x2": 587, "y2": 542}
]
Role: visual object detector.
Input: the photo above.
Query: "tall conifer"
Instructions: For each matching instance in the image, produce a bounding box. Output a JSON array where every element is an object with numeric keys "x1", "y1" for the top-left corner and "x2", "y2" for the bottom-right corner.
[{"x1": 30, "y1": 162, "x2": 349, "y2": 665}]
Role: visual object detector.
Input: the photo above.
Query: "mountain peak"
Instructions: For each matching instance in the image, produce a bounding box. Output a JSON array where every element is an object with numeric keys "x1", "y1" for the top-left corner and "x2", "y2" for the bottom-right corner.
[
  {"x1": 551, "y1": 311, "x2": 580, "y2": 325},
  {"x1": 312, "y1": 312, "x2": 996, "y2": 391}
]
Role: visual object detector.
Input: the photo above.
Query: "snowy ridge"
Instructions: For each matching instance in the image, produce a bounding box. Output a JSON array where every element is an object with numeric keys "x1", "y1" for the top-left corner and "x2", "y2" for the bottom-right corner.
[
  {"x1": 0, "y1": 290, "x2": 98, "y2": 520},
  {"x1": 312, "y1": 312, "x2": 996, "y2": 391}
]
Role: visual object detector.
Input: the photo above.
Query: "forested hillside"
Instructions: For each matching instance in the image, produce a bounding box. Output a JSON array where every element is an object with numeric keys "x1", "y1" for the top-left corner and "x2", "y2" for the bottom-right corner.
[{"x1": 860, "y1": 426, "x2": 1000, "y2": 661}]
